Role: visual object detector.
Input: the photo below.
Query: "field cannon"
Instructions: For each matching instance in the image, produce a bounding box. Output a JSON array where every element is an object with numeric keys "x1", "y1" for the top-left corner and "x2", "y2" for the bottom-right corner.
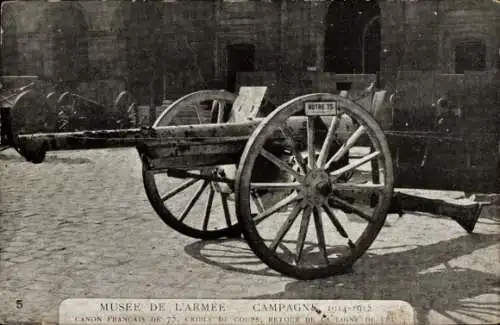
[
  {"x1": 0, "y1": 75, "x2": 139, "y2": 161},
  {"x1": 48, "y1": 89, "x2": 139, "y2": 132},
  {"x1": 0, "y1": 85, "x2": 496, "y2": 280}
]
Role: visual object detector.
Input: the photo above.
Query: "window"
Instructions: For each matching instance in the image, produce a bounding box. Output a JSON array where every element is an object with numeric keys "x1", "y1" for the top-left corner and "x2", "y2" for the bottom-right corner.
[{"x1": 455, "y1": 39, "x2": 486, "y2": 73}]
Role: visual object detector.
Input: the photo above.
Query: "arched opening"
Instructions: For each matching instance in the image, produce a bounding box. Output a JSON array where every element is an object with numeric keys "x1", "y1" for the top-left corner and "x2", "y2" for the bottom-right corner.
[
  {"x1": 455, "y1": 39, "x2": 486, "y2": 73},
  {"x1": 226, "y1": 43, "x2": 255, "y2": 92},
  {"x1": 38, "y1": 3, "x2": 89, "y2": 85},
  {"x1": 324, "y1": 0, "x2": 380, "y2": 76}
]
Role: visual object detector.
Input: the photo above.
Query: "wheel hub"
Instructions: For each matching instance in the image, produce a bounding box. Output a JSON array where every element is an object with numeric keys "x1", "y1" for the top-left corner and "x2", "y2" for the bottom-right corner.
[
  {"x1": 301, "y1": 169, "x2": 332, "y2": 206},
  {"x1": 210, "y1": 167, "x2": 233, "y2": 194}
]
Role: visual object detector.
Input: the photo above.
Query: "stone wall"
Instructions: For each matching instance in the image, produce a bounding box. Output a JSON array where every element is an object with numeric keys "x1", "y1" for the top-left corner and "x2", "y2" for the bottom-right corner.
[
  {"x1": 1, "y1": 0, "x2": 499, "y2": 111},
  {"x1": 380, "y1": 0, "x2": 500, "y2": 80}
]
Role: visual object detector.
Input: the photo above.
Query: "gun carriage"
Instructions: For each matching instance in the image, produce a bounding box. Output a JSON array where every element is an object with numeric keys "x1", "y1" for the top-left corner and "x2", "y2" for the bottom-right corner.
[
  {"x1": 1, "y1": 79, "x2": 498, "y2": 280},
  {"x1": 0, "y1": 75, "x2": 139, "y2": 159}
]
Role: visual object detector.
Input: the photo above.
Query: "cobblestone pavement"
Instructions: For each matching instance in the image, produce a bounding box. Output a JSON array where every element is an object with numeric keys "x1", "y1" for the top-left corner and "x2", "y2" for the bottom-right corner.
[{"x1": 1, "y1": 148, "x2": 499, "y2": 325}]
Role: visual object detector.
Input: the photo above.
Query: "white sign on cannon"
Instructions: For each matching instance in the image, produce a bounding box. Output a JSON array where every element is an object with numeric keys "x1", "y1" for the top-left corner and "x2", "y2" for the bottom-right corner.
[{"x1": 304, "y1": 101, "x2": 339, "y2": 116}]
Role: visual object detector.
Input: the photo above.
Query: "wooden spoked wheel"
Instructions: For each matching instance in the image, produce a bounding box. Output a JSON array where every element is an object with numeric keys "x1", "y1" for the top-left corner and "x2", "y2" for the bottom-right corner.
[
  {"x1": 113, "y1": 91, "x2": 139, "y2": 128},
  {"x1": 46, "y1": 92, "x2": 59, "y2": 108},
  {"x1": 143, "y1": 90, "x2": 244, "y2": 239},
  {"x1": 55, "y1": 91, "x2": 75, "y2": 131},
  {"x1": 10, "y1": 90, "x2": 56, "y2": 163},
  {"x1": 235, "y1": 93, "x2": 394, "y2": 279}
]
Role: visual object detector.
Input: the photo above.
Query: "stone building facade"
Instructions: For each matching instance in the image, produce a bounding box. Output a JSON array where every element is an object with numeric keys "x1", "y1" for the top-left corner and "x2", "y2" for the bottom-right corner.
[{"x1": 1, "y1": 0, "x2": 499, "y2": 107}]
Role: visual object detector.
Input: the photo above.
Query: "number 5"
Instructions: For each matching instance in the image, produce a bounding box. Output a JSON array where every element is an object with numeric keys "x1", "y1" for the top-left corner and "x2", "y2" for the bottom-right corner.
[{"x1": 16, "y1": 299, "x2": 23, "y2": 309}]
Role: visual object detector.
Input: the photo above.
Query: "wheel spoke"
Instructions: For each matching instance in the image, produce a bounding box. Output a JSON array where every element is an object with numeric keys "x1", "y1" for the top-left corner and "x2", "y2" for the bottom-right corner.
[
  {"x1": 370, "y1": 146, "x2": 381, "y2": 184},
  {"x1": 179, "y1": 181, "x2": 209, "y2": 222},
  {"x1": 216, "y1": 101, "x2": 225, "y2": 123},
  {"x1": 322, "y1": 204, "x2": 349, "y2": 239},
  {"x1": 313, "y1": 207, "x2": 329, "y2": 264},
  {"x1": 202, "y1": 187, "x2": 215, "y2": 231},
  {"x1": 279, "y1": 126, "x2": 307, "y2": 173},
  {"x1": 250, "y1": 182, "x2": 302, "y2": 190},
  {"x1": 161, "y1": 178, "x2": 199, "y2": 201},
  {"x1": 251, "y1": 190, "x2": 265, "y2": 213},
  {"x1": 307, "y1": 116, "x2": 316, "y2": 169},
  {"x1": 296, "y1": 205, "x2": 312, "y2": 263},
  {"x1": 325, "y1": 125, "x2": 366, "y2": 169},
  {"x1": 221, "y1": 193, "x2": 232, "y2": 227},
  {"x1": 329, "y1": 196, "x2": 374, "y2": 223},
  {"x1": 260, "y1": 149, "x2": 304, "y2": 181},
  {"x1": 269, "y1": 204, "x2": 303, "y2": 251},
  {"x1": 254, "y1": 192, "x2": 303, "y2": 224},
  {"x1": 330, "y1": 151, "x2": 380, "y2": 177},
  {"x1": 189, "y1": 103, "x2": 203, "y2": 124},
  {"x1": 127, "y1": 103, "x2": 137, "y2": 124},
  {"x1": 317, "y1": 116, "x2": 340, "y2": 168}
]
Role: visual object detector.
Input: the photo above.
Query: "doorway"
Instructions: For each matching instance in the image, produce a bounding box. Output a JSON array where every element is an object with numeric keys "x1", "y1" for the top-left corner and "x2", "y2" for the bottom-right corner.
[
  {"x1": 226, "y1": 43, "x2": 255, "y2": 92},
  {"x1": 324, "y1": 0, "x2": 381, "y2": 76}
]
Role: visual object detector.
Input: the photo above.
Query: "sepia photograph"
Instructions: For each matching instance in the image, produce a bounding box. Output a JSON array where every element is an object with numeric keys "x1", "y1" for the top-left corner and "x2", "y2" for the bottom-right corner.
[{"x1": 0, "y1": 0, "x2": 499, "y2": 324}]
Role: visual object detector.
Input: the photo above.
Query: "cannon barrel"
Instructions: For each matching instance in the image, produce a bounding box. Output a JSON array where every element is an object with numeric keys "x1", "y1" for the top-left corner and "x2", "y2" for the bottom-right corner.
[
  {"x1": 15, "y1": 122, "x2": 259, "y2": 151},
  {"x1": 7, "y1": 115, "x2": 354, "y2": 166}
]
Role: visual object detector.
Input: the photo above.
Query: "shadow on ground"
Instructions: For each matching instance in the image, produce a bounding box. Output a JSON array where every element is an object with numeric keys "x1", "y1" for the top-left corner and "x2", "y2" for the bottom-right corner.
[
  {"x1": 185, "y1": 238, "x2": 279, "y2": 277},
  {"x1": 0, "y1": 152, "x2": 92, "y2": 164},
  {"x1": 185, "y1": 233, "x2": 500, "y2": 324},
  {"x1": 478, "y1": 206, "x2": 500, "y2": 222}
]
